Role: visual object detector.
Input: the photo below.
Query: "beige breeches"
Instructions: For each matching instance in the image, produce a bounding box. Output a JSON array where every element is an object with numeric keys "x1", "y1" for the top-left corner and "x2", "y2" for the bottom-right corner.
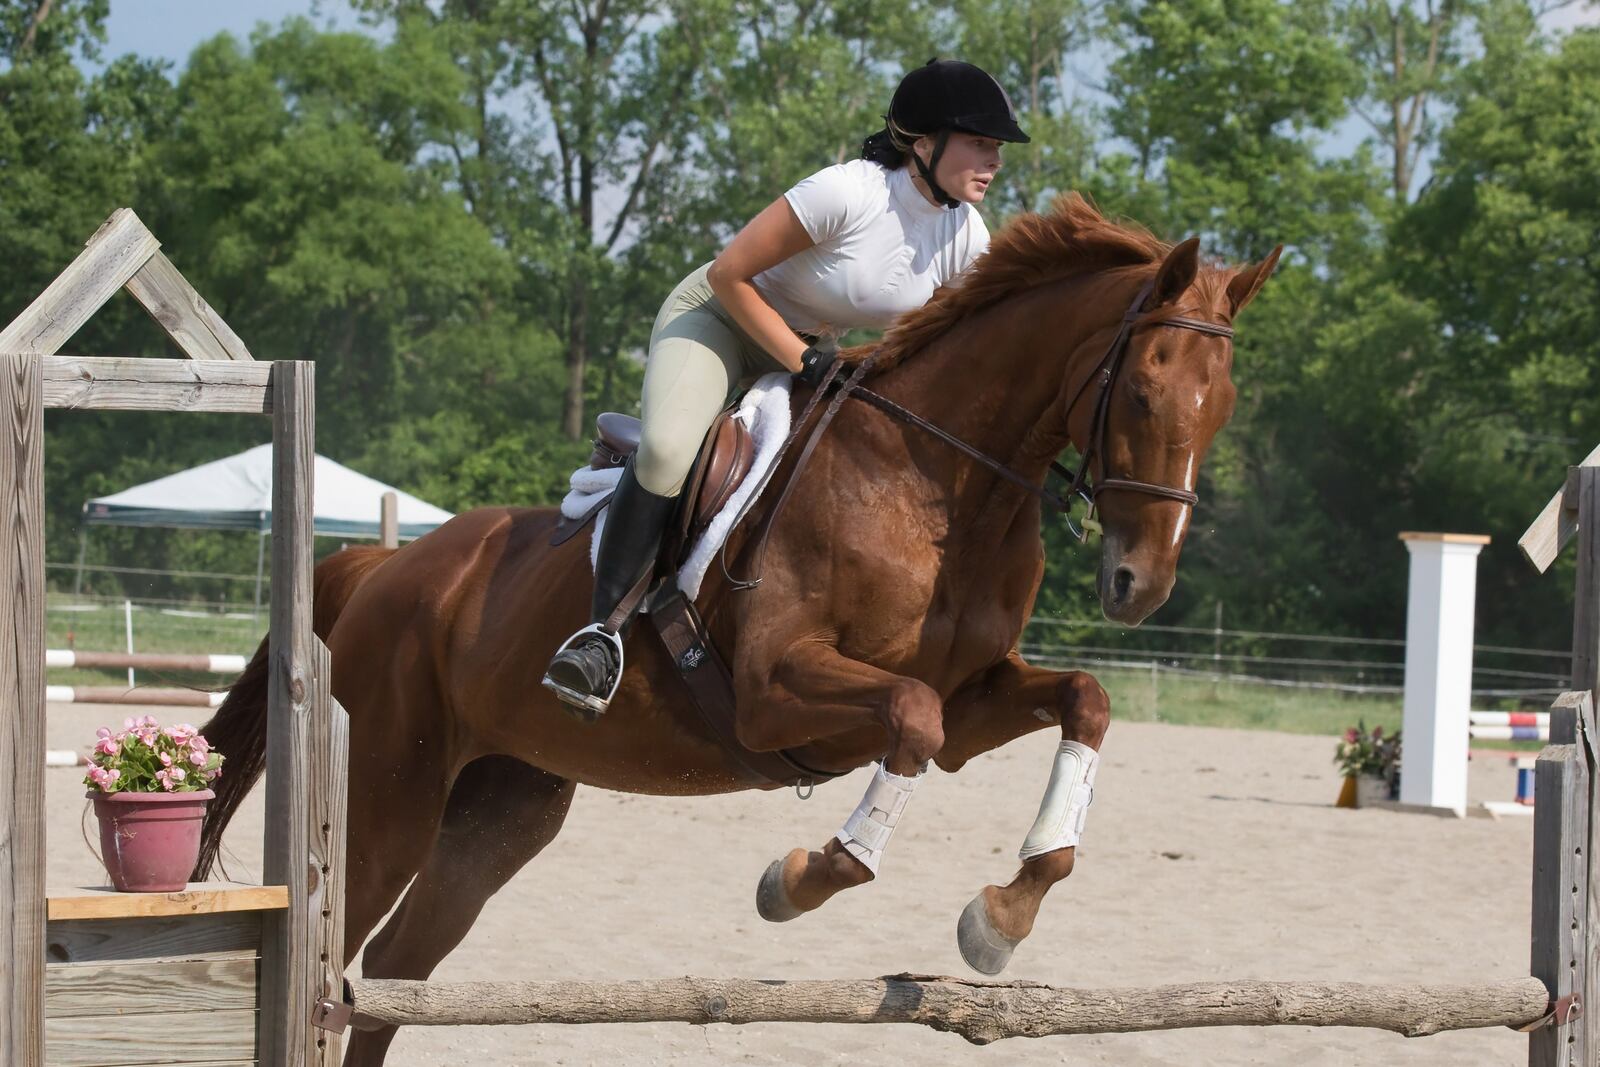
[{"x1": 635, "y1": 262, "x2": 787, "y2": 497}]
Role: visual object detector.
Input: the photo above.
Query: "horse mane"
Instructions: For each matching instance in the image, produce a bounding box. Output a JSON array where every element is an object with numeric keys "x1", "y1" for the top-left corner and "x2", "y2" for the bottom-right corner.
[{"x1": 842, "y1": 192, "x2": 1172, "y2": 372}]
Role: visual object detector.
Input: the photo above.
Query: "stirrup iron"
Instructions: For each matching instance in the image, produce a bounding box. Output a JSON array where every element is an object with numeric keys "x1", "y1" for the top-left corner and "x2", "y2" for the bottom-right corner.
[{"x1": 542, "y1": 623, "x2": 626, "y2": 720}]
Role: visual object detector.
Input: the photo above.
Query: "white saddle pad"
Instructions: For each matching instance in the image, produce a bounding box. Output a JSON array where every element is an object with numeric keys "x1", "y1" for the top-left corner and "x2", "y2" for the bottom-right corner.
[{"x1": 559, "y1": 372, "x2": 792, "y2": 601}]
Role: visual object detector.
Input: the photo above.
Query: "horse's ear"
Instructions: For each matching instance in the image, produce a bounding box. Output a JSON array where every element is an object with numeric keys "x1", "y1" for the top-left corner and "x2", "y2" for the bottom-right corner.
[
  {"x1": 1227, "y1": 244, "x2": 1283, "y2": 316},
  {"x1": 1148, "y1": 237, "x2": 1201, "y2": 308}
]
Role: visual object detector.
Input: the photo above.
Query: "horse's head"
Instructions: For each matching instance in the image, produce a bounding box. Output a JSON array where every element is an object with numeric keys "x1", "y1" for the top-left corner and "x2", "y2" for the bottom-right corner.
[{"x1": 1069, "y1": 238, "x2": 1282, "y2": 625}]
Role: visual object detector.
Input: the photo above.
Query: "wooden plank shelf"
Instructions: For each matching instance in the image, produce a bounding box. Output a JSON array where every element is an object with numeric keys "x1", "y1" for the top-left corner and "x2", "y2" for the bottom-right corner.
[{"x1": 47, "y1": 882, "x2": 288, "y2": 921}]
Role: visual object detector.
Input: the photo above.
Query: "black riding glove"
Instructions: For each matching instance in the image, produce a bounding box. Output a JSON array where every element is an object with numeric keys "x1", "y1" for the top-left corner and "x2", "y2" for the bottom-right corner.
[{"x1": 796, "y1": 345, "x2": 836, "y2": 388}]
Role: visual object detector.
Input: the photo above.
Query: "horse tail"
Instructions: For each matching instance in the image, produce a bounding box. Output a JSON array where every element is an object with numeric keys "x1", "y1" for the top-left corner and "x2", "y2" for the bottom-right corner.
[{"x1": 192, "y1": 545, "x2": 396, "y2": 880}]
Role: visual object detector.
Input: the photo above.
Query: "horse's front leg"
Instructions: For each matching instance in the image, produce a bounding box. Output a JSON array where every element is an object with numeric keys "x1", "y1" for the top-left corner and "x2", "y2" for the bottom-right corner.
[
  {"x1": 939, "y1": 653, "x2": 1110, "y2": 975},
  {"x1": 736, "y1": 644, "x2": 945, "y2": 923}
]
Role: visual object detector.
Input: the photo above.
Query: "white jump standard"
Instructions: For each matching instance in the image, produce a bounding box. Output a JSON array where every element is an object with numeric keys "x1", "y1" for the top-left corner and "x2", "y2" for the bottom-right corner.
[{"x1": 1398, "y1": 531, "x2": 1490, "y2": 817}]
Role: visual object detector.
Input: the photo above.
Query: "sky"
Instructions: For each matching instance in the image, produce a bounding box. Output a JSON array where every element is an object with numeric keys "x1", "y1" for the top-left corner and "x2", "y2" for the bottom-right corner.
[
  {"x1": 103, "y1": 0, "x2": 1599, "y2": 76},
  {"x1": 101, "y1": 0, "x2": 368, "y2": 69}
]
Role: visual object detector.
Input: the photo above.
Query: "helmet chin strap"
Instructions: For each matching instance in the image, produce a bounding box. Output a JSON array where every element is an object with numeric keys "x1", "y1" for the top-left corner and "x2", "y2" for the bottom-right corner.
[{"x1": 911, "y1": 129, "x2": 959, "y2": 209}]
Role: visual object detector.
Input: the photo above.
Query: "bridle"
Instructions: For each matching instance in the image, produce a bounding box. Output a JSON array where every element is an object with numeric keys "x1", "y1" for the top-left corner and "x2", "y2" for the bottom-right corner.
[
  {"x1": 1059, "y1": 277, "x2": 1235, "y2": 526},
  {"x1": 721, "y1": 275, "x2": 1236, "y2": 589},
  {"x1": 854, "y1": 276, "x2": 1234, "y2": 536}
]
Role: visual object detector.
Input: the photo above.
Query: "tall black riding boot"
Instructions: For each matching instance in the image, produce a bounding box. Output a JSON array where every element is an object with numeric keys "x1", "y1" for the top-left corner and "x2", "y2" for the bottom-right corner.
[{"x1": 542, "y1": 459, "x2": 677, "y2": 720}]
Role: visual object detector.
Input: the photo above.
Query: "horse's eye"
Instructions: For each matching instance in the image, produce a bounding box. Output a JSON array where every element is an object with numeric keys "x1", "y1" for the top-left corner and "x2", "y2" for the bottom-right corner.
[{"x1": 1130, "y1": 389, "x2": 1153, "y2": 411}]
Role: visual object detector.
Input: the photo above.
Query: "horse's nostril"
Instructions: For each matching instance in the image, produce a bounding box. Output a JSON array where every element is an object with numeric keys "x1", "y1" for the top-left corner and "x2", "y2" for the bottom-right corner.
[{"x1": 1113, "y1": 566, "x2": 1135, "y2": 602}]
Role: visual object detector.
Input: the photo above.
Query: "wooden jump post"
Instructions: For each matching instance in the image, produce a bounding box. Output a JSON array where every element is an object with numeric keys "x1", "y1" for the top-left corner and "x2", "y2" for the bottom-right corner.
[{"x1": 0, "y1": 210, "x2": 349, "y2": 1067}]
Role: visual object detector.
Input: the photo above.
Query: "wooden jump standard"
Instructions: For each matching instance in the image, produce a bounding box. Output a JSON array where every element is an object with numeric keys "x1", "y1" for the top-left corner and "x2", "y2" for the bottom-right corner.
[{"x1": 2, "y1": 210, "x2": 348, "y2": 1067}]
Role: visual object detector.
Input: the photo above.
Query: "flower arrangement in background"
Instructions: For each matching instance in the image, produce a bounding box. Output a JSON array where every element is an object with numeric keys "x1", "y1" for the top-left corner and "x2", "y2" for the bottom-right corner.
[
  {"x1": 83, "y1": 716, "x2": 224, "y2": 794},
  {"x1": 1334, "y1": 720, "x2": 1401, "y2": 780}
]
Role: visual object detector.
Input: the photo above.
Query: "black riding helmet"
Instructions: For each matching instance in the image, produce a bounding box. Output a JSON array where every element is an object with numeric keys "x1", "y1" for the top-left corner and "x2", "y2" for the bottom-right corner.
[{"x1": 862, "y1": 58, "x2": 1031, "y2": 208}]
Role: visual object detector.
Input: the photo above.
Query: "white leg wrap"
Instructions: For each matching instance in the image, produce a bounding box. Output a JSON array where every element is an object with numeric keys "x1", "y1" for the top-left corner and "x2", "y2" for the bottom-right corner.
[
  {"x1": 834, "y1": 762, "x2": 922, "y2": 876},
  {"x1": 1018, "y1": 739, "x2": 1100, "y2": 862}
]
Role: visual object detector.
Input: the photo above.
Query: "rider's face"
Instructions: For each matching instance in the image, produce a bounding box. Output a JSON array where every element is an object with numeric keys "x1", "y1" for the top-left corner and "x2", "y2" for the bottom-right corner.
[{"x1": 912, "y1": 132, "x2": 1004, "y2": 205}]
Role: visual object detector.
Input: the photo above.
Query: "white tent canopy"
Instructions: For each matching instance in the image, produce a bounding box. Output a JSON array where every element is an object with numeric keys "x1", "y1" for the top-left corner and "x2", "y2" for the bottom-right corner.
[{"x1": 83, "y1": 443, "x2": 454, "y2": 540}]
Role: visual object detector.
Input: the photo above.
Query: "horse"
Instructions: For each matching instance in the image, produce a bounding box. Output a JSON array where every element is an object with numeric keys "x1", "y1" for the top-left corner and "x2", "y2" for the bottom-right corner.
[{"x1": 193, "y1": 192, "x2": 1279, "y2": 1066}]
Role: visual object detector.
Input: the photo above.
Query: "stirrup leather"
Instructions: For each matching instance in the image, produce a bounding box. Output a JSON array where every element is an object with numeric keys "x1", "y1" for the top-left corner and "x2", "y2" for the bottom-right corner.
[{"x1": 542, "y1": 624, "x2": 626, "y2": 717}]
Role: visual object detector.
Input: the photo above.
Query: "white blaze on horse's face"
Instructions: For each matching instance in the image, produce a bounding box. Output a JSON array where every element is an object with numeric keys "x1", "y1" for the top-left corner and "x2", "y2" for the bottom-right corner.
[{"x1": 1094, "y1": 316, "x2": 1237, "y2": 626}]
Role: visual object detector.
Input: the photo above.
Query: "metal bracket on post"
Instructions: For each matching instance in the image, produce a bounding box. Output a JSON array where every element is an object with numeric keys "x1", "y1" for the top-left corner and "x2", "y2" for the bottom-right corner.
[
  {"x1": 1518, "y1": 993, "x2": 1582, "y2": 1033},
  {"x1": 311, "y1": 997, "x2": 352, "y2": 1035}
]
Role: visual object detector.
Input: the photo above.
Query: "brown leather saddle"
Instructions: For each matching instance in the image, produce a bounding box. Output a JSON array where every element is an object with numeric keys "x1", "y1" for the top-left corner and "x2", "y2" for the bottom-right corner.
[{"x1": 549, "y1": 403, "x2": 756, "y2": 564}]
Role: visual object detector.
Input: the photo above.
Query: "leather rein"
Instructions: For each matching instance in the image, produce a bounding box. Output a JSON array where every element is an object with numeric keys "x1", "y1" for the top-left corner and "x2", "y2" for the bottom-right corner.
[{"x1": 720, "y1": 277, "x2": 1236, "y2": 589}]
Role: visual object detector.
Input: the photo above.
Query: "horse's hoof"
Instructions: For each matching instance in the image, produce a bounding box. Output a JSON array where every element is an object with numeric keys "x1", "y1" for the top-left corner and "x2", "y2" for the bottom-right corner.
[
  {"x1": 957, "y1": 892, "x2": 1019, "y2": 976},
  {"x1": 756, "y1": 858, "x2": 804, "y2": 923}
]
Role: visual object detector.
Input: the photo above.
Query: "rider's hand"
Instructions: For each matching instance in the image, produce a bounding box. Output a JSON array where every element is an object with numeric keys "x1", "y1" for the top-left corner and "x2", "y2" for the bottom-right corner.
[{"x1": 795, "y1": 345, "x2": 836, "y2": 388}]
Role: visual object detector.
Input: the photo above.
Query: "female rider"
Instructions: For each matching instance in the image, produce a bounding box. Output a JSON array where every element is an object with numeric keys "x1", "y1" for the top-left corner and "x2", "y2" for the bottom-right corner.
[{"x1": 543, "y1": 58, "x2": 1030, "y2": 719}]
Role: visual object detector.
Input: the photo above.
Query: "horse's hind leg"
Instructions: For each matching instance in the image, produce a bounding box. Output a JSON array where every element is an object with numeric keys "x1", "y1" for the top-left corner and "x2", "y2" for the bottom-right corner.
[{"x1": 344, "y1": 756, "x2": 576, "y2": 1067}]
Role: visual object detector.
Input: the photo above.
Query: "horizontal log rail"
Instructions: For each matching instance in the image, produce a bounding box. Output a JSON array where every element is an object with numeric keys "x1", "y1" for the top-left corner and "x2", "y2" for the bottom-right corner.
[{"x1": 345, "y1": 974, "x2": 1554, "y2": 1044}]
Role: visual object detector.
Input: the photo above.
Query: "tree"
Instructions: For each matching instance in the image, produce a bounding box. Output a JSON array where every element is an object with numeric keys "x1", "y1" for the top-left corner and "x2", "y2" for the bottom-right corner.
[
  {"x1": 1100, "y1": 0, "x2": 1374, "y2": 261},
  {"x1": 353, "y1": 0, "x2": 732, "y2": 439},
  {"x1": 1339, "y1": 0, "x2": 1478, "y2": 202}
]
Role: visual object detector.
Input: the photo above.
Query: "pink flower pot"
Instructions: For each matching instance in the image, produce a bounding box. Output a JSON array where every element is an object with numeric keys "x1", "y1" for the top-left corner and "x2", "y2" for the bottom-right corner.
[{"x1": 90, "y1": 789, "x2": 214, "y2": 892}]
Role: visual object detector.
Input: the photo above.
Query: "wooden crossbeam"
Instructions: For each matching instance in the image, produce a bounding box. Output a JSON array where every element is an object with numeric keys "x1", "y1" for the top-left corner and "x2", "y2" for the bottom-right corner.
[
  {"x1": 1519, "y1": 442, "x2": 1600, "y2": 573},
  {"x1": 345, "y1": 974, "x2": 1554, "y2": 1042},
  {"x1": 40, "y1": 356, "x2": 271, "y2": 413},
  {"x1": 125, "y1": 250, "x2": 255, "y2": 361},
  {"x1": 0, "y1": 210, "x2": 159, "y2": 356},
  {"x1": 0, "y1": 208, "x2": 255, "y2": 366}
]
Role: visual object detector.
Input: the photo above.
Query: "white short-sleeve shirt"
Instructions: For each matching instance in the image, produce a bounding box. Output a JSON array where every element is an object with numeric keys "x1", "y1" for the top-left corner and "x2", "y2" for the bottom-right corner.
[{"x1": 752, "y1": 158, "x2": 990, "y2": 341}]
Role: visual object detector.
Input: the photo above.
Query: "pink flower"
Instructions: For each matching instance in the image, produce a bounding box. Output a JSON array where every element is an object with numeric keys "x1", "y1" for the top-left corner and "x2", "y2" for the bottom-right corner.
[
  {"x1": 123, "y1": 717, "x2": 137, "y2": 731},
  {"x1": 88, "y1": 767, "x2": 121, "y2": 791},
  {"x1": 159, "y1": 751, "x2": 173, "y2": 767},
  {"x1": 170, "y1": 766, "x2": 186, "y2": 784},
  {"x1": 188, "y1": 735, "x2": 210, "y2": 755},
  {"x1": 1343, "y1": 728, "x2": 1359, "y2": 744},
  {"x1": 164, "y1": 723, "x2": 196, "y2": 744},
  {"x1": 94, "y1": 736, "x2": 120, "y2": 757},
  {"x1": 95, "y1": 727, "x2": 112, "y2": 740},
  {"x1": 189, "y1": 750, "x2": 208, "y2": 768},
  {"x1": 1371, "y1": 725, "x2": 1384, "y2": 740}
]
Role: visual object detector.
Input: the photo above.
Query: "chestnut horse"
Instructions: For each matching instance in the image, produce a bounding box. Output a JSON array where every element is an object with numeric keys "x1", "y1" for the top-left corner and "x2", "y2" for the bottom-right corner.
[{"x1": 194, "y1": 194, "x2": 1278, "y2": 1066}]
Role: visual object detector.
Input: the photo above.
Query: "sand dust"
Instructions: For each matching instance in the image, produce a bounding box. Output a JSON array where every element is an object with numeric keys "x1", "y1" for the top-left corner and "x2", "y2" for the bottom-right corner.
[{"x1": 48, "y1": 704, "x2": 1536, "y2": 1066}]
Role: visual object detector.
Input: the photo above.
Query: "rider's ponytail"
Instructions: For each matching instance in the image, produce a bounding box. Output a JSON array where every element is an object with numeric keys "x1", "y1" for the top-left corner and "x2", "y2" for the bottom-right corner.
[{"x1": 861, "y1": 115, "x2": 921, "y2": 169}]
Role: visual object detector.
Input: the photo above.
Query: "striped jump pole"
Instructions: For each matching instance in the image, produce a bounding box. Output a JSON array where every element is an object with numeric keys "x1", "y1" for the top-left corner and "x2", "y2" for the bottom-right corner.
[
  {"x1": 1469, "y1": 711, "x2": 1550, "y2": 743},
  {"x1": 45, "y1": 650, "x2": 248, "y2": 673},
  {"x1": 46, "y1": 686, "x2": 228, "y2": 708}
]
